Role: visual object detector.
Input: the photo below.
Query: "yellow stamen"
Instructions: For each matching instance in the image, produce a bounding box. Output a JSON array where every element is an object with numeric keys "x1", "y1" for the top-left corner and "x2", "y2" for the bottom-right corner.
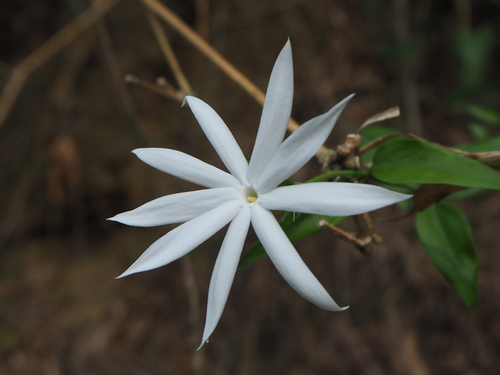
[
  {"x1": 247, "y1": 196, "x2": 257, "y2": 203},
  {"x1": 245, "y1": 187, "x2": 258, "y2": 203}
]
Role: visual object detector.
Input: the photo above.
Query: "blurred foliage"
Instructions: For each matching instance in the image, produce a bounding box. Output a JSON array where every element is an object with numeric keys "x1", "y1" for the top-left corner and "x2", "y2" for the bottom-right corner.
[{"x1": 454, "y1": 26, "x2": 494, "y2": 102}]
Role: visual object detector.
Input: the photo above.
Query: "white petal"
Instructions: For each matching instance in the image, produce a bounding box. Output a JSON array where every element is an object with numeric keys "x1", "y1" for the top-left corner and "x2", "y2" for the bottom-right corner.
[
  {"x1": 247, "y1": 40, "x2": 294, "y2": 184},
  {"x1": 108, "y1": 188, "x2": 239, "y2": 227},
  {"x1": 198, "y1": 205, "x2": 251, "y2": 350},
  {"x1": 117, "y1": 200, "x2": 241, "y2": 278},
  {"x1": 256, "y1": 95, "x2": 354, "y2": 193},
  {"x1": 258, "y1": 182, "x2": 411, "y2": 216},
  {"x1": 133, "y1": 148, "x2": 241, "y2": 188},
  {"x1": 250, "y1": 204, "x2": 346, "y2": 311},
  {"x1": 185, "y1": 96, "x2": 248, "y2": 184}
]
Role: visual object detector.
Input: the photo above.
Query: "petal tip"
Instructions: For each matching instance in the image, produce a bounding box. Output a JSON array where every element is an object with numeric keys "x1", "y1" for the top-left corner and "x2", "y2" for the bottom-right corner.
[
  {"x1": 115, "y1": 264, "x2": 140, "y2": 279},
  {"x1": 184, "y1": 95, "x2": 198, "y2": 107},
  {"x1": 116, "y1": 266, "x2": 138, "y2": 279},
  {"x1": 131, "y1": 148, "x2": 145, "y2": 157},
  {"x1": 183, "y1": 95, "x2": 196, "y2": 107},
  {"x1": 340, "y1": 93, "x2": 355, "y2": 107},
  {"x1": 106, "y1": 213, "x2": 125, "y2": 224},
  {"x1": 197, "y1": 338, "x2": 209, "y2": 351}
]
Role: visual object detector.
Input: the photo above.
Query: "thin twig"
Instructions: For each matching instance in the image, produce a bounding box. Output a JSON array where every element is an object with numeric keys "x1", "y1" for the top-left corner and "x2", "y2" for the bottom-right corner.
[
  {"x1": 358, "y1": 133, "x2": 402, "y2": 155},
  {"x1": 0, "y1": 0, "x2": 122, "y2": 128},
  {"x1": 320, "y1": 220, "x2": 373, "y2": 256},
  {"x1": 125, "y1": 74, "x2": 183, "y2": 102},
  {"x1": 138, "y1": 0, "x2": 332, "y2": 154},
  {"x1": 156, "y1": 76, "x2": 180, "y2": 94},
  {"x1": 140, "y1": 0, "x2": 265, "y2": 104},
  {"x1": 146, "y1": 10, "x2": 192, "y2": 94}
]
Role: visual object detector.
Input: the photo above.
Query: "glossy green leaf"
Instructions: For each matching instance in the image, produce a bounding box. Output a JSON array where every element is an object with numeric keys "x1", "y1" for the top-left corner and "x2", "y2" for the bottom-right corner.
[
  {"x1": 371, "y1": 138, "x2": 500, "y2": 190},
  {"x1": 359, "y1": 126, "x2": 399, "y2": 163},
  {"x1": 238, "y1": 213, "x2": 347, "y2": 269},
  {"x1": 416, "y1": 202, "x2": 478, "y2": 307}
]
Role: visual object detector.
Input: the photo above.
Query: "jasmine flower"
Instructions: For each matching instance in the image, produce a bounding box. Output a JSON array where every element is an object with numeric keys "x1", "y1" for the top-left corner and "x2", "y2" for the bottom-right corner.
[{"x1": 109, "y1": 41, "x2": 410, "y2": 348}]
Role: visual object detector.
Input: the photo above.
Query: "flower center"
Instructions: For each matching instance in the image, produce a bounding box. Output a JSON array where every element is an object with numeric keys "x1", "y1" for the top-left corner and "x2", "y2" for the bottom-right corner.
[{"x1": 245, "y1": 187, "x2": 258, "y2": 203}]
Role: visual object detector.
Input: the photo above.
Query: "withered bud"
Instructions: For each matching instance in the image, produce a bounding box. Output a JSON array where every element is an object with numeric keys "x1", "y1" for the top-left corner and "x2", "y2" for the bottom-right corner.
[
  {"x1": 345, "y1": 134, "x2": 362, "y2": 148},
  {"x1": 336, "y1": 144, "x2": 352, "y2": 157}
]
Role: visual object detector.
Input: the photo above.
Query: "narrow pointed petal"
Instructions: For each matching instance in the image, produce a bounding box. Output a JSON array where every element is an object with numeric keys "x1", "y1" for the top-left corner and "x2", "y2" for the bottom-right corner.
[
  {"x1": 133, "y1": 148, "x2": 240, "y2": 189},
  {"x1": 247, "y1": 40, "x2": 294, "y2": 184},
  {"x1": 185, "y1": 96, "x2": 248, "y2": 184},
  {"x1": 198, "y1": 206, "x2": 251, "y2": 350},
  {"x1": 256, "y1": 95, "x2": 354, "y2": 193},
  {"x1": 251, "y1": 204, "x2": 346, "y2": 311},
  {"x1": 108, "y1": 188, "x2": 239, "y2": 227},
  {"x1": 258, "y1": 182, "x2": 411, "y2": 216},
  {"x1": 117, "y1": 201, "x2": 241, "y2": 278}
]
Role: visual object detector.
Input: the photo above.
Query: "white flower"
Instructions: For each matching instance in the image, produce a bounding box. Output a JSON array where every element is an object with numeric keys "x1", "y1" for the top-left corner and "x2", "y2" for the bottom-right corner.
[{"x1": 109, "y1": 41, "x2": 411, "y2": 349}]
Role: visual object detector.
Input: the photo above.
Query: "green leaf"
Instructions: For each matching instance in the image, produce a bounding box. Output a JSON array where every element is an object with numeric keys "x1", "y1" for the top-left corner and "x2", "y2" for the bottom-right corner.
[
  {"x1": 456, "y1": 135, "x2": 500, "y2": 153},
  {"x1": 468, "y1": 123, "x2": 489, "y2": 142},
  {"x1": 447, "y1": 187, "x2": 483, "y2": 201},
  {"x1": 238, "y1": 214, "x2": 347, "y2": 269},
  {"x1": 467, "y1": 106, "x2": 500, "y2": 125},
  {"x1": 371, "y1": 138, "x2": 500, "y2": 190},
  {"x1": 416, "y1": 202, "x2": 478, "y2": 307},
  {"x1": 359, "y1": 126, "x2": 399, "y2": 163}
]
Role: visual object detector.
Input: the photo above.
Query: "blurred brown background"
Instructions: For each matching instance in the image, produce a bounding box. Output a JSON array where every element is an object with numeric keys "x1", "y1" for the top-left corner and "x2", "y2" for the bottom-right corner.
[{"x1": 1, "y1": 0, "x2": 500, "y2": 374}]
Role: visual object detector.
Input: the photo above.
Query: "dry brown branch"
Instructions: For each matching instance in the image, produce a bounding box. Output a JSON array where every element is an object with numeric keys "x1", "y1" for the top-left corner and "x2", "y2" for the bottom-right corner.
[
  {"x1": 0, "y1": 0, "x2": 122, "y2": 128},
  {"x1": 140, "y1": 0, "x2": 265, "y2": 105},
  {"x1": 146, "y1": 10, "x2": 192, "y2": 94},
  {"x1": 320, "y1": 220, "x2": 373, "y2": 256},
  {"x1": 358, "y1": 133, "x2": 402, "y2": 154},
  {"x1": 138, "y1": 0, "x2": 335, "y2": 155},
  {"x1": 125, "y1": 74, "x2": 183, "y2": 102}
]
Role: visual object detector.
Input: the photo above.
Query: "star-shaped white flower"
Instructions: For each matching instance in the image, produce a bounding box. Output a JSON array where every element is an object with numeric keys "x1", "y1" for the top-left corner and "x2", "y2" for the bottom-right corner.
[{"x1": 109, "y1": 41, "x2": 411, "y2": 349}]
